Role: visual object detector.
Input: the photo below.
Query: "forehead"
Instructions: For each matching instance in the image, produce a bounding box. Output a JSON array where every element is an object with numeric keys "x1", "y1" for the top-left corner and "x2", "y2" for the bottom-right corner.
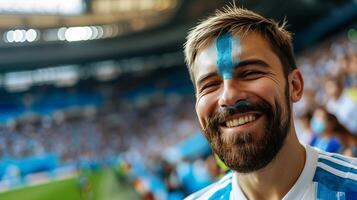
[{"x1": 193, "y1": 33, "x2": 282, "y2": 83}]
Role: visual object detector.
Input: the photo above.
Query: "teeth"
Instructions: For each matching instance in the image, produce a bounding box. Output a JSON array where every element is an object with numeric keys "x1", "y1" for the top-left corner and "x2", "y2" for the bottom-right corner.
[
  {"x1": 238, "y1": 118, "x2": 244, "y2": 125},
  {"x1": 229, "y1": 120, "x2": 233, "y2": 127},
  {"x1": 232, "y1": 119, "x2": 239, "y2": 127},
  {"x1": 225, "y1": 114, "x2": 257, "y2": 128}
]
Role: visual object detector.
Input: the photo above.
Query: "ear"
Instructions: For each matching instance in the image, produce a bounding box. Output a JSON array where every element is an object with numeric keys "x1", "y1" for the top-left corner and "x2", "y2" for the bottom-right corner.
[{"x1": 289, "y1": 69, "x2": 304, "y2": 102}]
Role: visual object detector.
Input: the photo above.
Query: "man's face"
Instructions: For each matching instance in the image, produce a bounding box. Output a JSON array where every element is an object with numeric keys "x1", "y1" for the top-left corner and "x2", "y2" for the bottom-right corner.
[{"x1": 193, "y1": 33, "x2": 292, "y2": 173}]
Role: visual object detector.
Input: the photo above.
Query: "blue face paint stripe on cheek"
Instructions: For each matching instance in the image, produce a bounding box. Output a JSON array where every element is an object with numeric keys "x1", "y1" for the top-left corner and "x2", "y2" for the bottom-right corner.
[{"x1": 216, "y1": 33, "x2": 233, "y2": 80}]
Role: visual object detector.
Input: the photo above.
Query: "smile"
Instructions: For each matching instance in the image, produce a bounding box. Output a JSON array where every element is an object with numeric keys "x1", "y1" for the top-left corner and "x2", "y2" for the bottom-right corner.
[{"x1": 222, "y1": 113, "x2": 262, "y2": 128}]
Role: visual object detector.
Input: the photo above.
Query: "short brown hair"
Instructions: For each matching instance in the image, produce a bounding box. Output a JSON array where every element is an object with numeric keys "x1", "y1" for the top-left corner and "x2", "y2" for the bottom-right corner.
[{"x1": 184, "y1": 6, "x2": 297, "y2": 83}]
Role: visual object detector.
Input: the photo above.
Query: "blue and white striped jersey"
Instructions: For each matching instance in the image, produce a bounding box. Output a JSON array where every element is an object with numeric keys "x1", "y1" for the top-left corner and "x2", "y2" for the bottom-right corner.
[{"x1": 185, "y1": 145, "x2": 357, "y2": 200}]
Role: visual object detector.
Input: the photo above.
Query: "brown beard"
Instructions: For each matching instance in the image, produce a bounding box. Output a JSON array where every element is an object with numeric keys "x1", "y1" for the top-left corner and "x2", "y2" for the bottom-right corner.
[{"x1": 202, "y1": 88, "x2": 291, "y2": 173}]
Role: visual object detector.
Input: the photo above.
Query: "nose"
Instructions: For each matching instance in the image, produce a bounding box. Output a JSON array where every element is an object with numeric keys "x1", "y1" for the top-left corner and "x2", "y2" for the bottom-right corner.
[{"x1": 218, "y1": 79, "x2": 246, "y2": 108}]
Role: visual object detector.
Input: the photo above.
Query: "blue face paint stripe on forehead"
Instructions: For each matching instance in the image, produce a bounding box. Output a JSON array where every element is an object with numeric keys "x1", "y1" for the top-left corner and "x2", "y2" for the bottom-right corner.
[
  {"x1": 216, "y1": 33, "x2": 241, "y2": 80},
  {"x1": 216, "y1": 33, "x2": 234, "y2": 80}
]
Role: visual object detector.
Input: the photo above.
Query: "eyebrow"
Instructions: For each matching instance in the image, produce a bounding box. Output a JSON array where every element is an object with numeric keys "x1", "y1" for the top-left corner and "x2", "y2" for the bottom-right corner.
[
  {"x1": 196, "y1": 59, "x2": 270, "y2": 87},
  {"x1": 236, "y1": 59, "x2": 270, "y2": 69},
  {"x1": 196, "y1": 71, "x2": 219, "y2": 88}
]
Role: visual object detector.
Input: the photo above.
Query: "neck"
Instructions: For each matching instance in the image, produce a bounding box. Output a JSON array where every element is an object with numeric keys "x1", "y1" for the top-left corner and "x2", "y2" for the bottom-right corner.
[{"x1": 236, "y1": 125, "x2": 306, "y2": 200}]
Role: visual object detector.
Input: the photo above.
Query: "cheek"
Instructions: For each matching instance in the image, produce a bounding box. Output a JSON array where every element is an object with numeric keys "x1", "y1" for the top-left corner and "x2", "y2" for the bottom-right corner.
[
  {"x1": 196, "y1": 93, "x2": 218, "y2": 127},
  {"x1": 249, "y1": 80, "x2": 280, "y2": 103}
]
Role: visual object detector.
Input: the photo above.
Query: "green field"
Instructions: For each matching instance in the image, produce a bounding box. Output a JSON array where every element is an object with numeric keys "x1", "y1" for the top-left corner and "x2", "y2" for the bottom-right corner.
[{"x1": 0, "y1": 169, "x2": 140, "y2": 200}]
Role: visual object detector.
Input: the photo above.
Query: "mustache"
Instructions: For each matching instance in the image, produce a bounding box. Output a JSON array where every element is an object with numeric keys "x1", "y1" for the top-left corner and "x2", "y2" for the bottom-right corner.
[{"x1": 216, "y1": 100, "x2": 271, "y2": 122}]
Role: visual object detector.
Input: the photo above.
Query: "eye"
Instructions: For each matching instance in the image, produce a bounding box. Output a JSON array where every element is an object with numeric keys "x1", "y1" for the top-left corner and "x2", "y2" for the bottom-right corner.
[
  {"x1": 241, "y1": 71, "x2": 264, "y2": 79},
  {"x1": 200, "y1": 81, "x2": 220, "y2": 93}
]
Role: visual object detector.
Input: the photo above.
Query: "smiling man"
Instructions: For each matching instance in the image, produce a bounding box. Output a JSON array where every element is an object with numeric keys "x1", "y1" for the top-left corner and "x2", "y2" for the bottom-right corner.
[{"x1": 183, "y1": 6, "x2": 357, "y2": 200}]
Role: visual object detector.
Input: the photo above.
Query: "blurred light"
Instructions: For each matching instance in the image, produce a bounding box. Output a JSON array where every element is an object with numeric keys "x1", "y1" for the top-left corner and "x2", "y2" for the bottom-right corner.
[
  {"x1": 347, "y1": 28, "x2": 357, "y2": 43},
  {"x1": 5, "y1": 30, "x2": 14, "y2": 42},
  {"x1": 3, "y1": 65, "x2": 81, "y2": 91},
  {"x1": 25, "y1": 29, "x2": 38, "y2": 42},
  {"x1": 4, "y1": 71, "x2": 33, "y2": 92},
  {"x1": 89, "y1": 26, "x2": 98, "y2": 40},
  {"x1": 84, "y1": 26, "x2": 92, "y2": 40},
  {"x1": 13, "y1": 30, "x2": 25, "y2": 42},
  {"x1": 57, "y1": 27, "x2": 67, "y2": 41},
  {"x1": 65, "y1": 26, "x2": 92, "y2": 42},
  {"x1": 102, "y1": 25, "x2": 113, "y2": 38},
  {"x1": 20, "y1": 30, "x2": 26, "y2": 42},
  {"x1": 95, "y1": 26, "x2": 104, "y2": 39},
  {"x1": 4, "y1": 29, "x2": 39, "y2": 43},
  {"x1": 3, "y1": 24, "x2": 121, "y2": 44}
]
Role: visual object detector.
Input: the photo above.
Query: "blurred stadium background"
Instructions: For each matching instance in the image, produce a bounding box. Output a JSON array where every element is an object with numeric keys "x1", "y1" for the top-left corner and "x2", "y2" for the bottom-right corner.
[{"x1": 0, "y1": 0, "x2": 356, "y2": 199}]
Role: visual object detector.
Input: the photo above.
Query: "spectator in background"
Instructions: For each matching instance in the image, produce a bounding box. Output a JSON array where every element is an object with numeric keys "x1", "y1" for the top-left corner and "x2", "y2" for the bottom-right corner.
[
  {"x1": 308, "y1": 107, "x2": 357, "y2": 157},
  {"x1": 310, "y1": 108, "x2": 344, "y2": 153},
  {"x1": 324, "y1": 77, "x2": 357, "y2": 135}
]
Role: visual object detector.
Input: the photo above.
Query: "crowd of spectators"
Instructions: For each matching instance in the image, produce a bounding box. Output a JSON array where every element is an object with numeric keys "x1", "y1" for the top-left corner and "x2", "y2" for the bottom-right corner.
[
  {"x1": 294, "y1": 34, "x2": 357, "y2": 156},
  {"x1": 0, "y1": 89, "x2": 199, "y2": 163}
]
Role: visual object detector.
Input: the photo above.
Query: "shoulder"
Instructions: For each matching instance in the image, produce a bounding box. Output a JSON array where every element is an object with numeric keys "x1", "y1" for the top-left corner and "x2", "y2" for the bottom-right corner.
[
  {"x1": 184, "y1": 171, "x2": 233, "y2": 200},
  {"x1": 313, "y1": 149, "x2": 357, "y2": 193}
]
